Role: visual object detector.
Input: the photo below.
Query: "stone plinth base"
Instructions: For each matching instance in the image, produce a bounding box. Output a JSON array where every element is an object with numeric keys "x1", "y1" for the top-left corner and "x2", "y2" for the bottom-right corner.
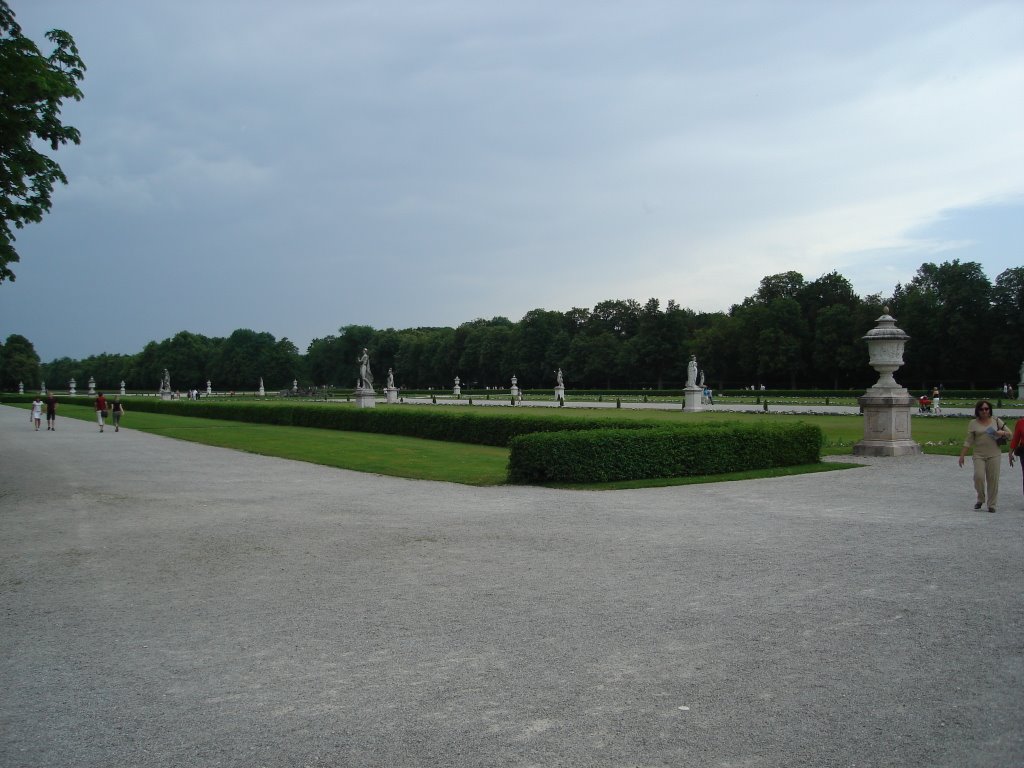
[
  {"x1": 355, "y1": 389, "x2": 376, "y2": 408},
  {"x1": 453, "y1": 386, "x2": 461, "y2": 397},
  {"x1": 554, "y1": 385, "x2": 565, "y2": 403},
  {"x1": 385, "y1": 387, "x2": 398, "y2": 404},
  {"x1": 1018, "y1": 383, "x2": 1023, "y2": 400},
  {"x1": 852, "y1": 391, "x2": 921, "y2": 456},
  {"x1": 683, "y1": 386, "x2": 704, "y2": 412},
  {"x1": 160, "y1": 391, "x2": 171, "y2": 401}
]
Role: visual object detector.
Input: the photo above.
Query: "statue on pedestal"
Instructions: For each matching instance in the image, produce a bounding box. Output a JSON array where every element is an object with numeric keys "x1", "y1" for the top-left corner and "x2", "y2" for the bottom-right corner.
[
  {"x1": 686, "y1": 355, "x2": 698, "y2": 388},
  {"x1": 357, "y1": 349, "x2": 374, "y2": 390}
]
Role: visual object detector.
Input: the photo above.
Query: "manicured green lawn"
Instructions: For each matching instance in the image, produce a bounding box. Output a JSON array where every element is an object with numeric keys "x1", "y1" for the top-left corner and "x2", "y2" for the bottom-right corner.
[
  {"x1": 41, "y1": 404, "x2": 509, "y2": 485},
  {"x1": 15, "y1": 402, "x2": 1014, "y2": 485},
  {"x1": 393, "y1": 405, "x2": 1002, "y2": 456}
]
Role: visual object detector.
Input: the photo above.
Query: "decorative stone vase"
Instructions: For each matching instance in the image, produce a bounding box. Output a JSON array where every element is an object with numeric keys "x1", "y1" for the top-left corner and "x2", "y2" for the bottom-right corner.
[{"x1": 853, "y1": 311, "x2": 921, "y2": 457}]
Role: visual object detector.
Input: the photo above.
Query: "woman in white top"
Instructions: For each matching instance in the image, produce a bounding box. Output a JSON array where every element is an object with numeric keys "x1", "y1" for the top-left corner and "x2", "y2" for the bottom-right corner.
[{"x1": 30, "y1": 397, "x2": 43, "y2": 431}]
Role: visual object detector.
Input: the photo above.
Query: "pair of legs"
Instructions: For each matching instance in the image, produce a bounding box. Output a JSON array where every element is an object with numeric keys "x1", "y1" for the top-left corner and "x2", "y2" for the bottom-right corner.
[
  {"x1": 47, "y1": 415, "x2": 55, "y2": 430},
  {"x1": 97, "y1": 410, "x2": 105, "y2": 432},
  {"x1": 972, "y1": 454, "x2": 1000, "y2": 511},
  {"x1": 112, "y1": 412, "x2": 121, "y2": 432}
]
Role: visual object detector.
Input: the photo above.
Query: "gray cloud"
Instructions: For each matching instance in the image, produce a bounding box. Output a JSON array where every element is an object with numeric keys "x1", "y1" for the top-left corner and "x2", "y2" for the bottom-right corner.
[{"x1": 3, "y1": 0, "x2": 1022, "y2": 360}]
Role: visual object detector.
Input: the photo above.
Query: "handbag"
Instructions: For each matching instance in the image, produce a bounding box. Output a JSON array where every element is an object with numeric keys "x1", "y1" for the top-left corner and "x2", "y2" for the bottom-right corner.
[{"x1": 994, "y1": 419, "x2": 1008, "y2": 446}]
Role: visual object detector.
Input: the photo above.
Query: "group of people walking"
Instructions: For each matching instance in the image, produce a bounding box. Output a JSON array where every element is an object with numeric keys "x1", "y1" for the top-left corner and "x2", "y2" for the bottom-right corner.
[
  {"x1": 28, "y1": 394, "x2": 58, "y2": 431},
  {"x1": 957, "y1": 399, "x2": 1024, "y2": 513},
  {"x1": 92, "y1": 392, "x2": 125, "y2": 433},
  {"x1": 29, "y1": 393, "x2": 125, "y2": 433}
]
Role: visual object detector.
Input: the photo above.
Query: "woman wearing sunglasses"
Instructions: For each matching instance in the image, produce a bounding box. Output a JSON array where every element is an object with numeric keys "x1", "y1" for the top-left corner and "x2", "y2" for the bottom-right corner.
[{"x1": 958, "y1": 400, "x2": 1012, "y2": 513}]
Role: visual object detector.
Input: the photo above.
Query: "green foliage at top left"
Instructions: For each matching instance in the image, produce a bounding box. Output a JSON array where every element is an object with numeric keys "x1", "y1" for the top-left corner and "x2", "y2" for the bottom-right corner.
[{"x1": 0, "y1": 1, "x2": 85, "y2": 283}]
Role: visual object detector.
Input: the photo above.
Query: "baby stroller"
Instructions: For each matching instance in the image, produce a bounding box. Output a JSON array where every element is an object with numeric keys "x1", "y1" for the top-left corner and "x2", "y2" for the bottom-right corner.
[{"x1": 917, "y1": 395, "x2": 932, "y2": 414}]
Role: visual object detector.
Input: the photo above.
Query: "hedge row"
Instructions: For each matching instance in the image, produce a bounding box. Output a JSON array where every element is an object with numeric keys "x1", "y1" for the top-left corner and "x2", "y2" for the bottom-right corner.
[
  {"x1": 508, "y1": 422, "x2": 823, "y2": 484},
  {"x1": 1, "y1": 394, "x2": 823, "y2": 484},
  {"x1": 68, "y1": 398, "x2": 661, "y2": 448}
]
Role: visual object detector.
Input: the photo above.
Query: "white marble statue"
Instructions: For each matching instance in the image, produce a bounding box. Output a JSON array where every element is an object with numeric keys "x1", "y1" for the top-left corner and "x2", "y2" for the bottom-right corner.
[
  {"x1": 161, "y1": 369, "x2": 171, "y2": 393},
  {"x1": 358, "y1": 348, "x2": 374, "y2": 390},
  {"x1": 556, "y1": 368, "x2": 564, "y2": 386},
  {"x1": 686, "y1": 355, "x2": 698, "y2": 388},
  {"x1": 387, "y1": 368, "x2": 395, "y2": 388}
]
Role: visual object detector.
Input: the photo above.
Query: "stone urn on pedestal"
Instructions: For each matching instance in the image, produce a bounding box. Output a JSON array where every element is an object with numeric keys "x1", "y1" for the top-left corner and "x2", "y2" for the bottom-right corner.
[
  {"x1": 453, "y1": 376, "x2": 461, "y2": 398},
  {"x1": 69, "y1": 378, "x2": 77, "y2": 396},
  {"x1": 852, "y1": 311, "x2": 922, "y2": 457},
  {"x1": 18, "y1": 381, "x2": 23, "y2": 394},
  {"x1": 87, "y1": 376, "x2": 96, "y2": 396}
]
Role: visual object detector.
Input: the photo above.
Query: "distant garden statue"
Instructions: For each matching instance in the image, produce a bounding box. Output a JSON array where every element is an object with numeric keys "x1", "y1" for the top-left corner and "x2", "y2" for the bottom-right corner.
[
  {"x1": 357, "y1": 348, "x2": 374, "y2": 391},
  {"x1": 686, "y1": 355, "x2": 698, "y2": 388}
]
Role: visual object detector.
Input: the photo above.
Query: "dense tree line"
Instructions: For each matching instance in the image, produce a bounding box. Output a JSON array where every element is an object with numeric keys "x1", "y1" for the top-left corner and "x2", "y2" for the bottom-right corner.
[{"x1": 3, "y1": 261, "x2": 1021, "y2": 393}]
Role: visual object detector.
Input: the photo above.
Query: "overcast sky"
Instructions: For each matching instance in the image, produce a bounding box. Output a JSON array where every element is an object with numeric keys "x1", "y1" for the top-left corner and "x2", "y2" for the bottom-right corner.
[{"x1": 2, "y1": 0, "x2": 1022, "y2": 362}]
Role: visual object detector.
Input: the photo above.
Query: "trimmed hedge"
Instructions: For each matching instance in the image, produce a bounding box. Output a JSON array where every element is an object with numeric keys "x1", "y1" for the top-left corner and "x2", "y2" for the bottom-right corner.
[
  {"x1": 49, "y1": 398, "x2": 656, "y2": 448},
  {"x1": 507, "y1": 422, "x2": 823, "y2": 484},
  {"x1": 2, "y1": 394, "x2": 823, "y2": 484}
]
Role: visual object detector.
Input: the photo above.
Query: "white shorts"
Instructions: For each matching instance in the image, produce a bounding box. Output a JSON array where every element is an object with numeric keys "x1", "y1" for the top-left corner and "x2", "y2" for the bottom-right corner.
[{"x1": 97, "y1": 410, "x2": 105, "y2": 425}]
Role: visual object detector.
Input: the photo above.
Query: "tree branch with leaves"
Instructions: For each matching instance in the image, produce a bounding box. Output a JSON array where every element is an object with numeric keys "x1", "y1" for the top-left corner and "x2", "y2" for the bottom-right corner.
[{"x1": 0, "y1": 0, "x2": 85, "y2": 283}]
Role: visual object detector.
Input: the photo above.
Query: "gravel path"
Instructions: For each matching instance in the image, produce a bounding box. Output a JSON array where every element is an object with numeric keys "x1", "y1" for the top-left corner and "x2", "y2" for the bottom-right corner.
[{"x1": 1, "y1": 404, "x2": 1022, "y2": 767}]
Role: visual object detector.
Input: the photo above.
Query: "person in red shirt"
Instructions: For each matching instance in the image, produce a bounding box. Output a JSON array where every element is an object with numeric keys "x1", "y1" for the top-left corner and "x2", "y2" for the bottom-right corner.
[
  {"x1": 1009, "y1": 418, "x2": 1024, "y2": 498},
  {"x1": 95, "y1": 392, "x2": 107, "y2": 432}
]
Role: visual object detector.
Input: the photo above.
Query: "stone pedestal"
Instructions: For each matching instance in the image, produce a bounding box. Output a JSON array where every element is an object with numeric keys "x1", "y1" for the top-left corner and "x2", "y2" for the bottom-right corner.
[
  {"x1": 69, "y1": 379, "x2": 76, "y2": 396},
  {"x1": 853, "y1": 391, "x2": 922, "y2": 456},
  {"x1": 1019, "y1": 382, "x2": 1023, "y2": 400},
  {"x1": 355, "y1": 388, "x2": 376, "y2": 408},
  {"x1": 453, "y1": 385, "x2": 461, "y2": 397},
  {"x1": 683, "y1": 386, "x2": 704, "y2": 412},
  {"x1": 554, "y1": 384, "x2": 565, "y2": 403},
  {"x1": 385, "y1": 387, "x2": 398, "y2": 404},
  {"x1": 160, "y1": 390, "x2": 172, "y2": 401},
  {"x1": 120, "y1": 381, "x2": 126, "y2": 396},
  {"x1": 852, "y1": 311, "x2": 921, "y2": 457}
]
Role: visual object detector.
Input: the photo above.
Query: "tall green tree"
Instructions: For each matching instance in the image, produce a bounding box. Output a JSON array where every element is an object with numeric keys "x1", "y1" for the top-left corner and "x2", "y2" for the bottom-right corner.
[
  {"x1": 0, "y1": 1, "x2": 85, "y2": 282},
  {"x1": 991, "y1": 267, "x2": 1024, "y2": 385},
  {"x1": 892, "y1": 260, "x2": 993, "y2": 388},
  {"x1": 0, "y1": 332, "x2": 40, "y2": 388}
]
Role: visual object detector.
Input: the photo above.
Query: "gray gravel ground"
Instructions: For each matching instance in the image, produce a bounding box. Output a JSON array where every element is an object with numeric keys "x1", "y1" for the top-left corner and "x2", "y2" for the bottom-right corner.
[{"x1": 1, "y1": 404, "x2": 1022, "y2": 767}]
